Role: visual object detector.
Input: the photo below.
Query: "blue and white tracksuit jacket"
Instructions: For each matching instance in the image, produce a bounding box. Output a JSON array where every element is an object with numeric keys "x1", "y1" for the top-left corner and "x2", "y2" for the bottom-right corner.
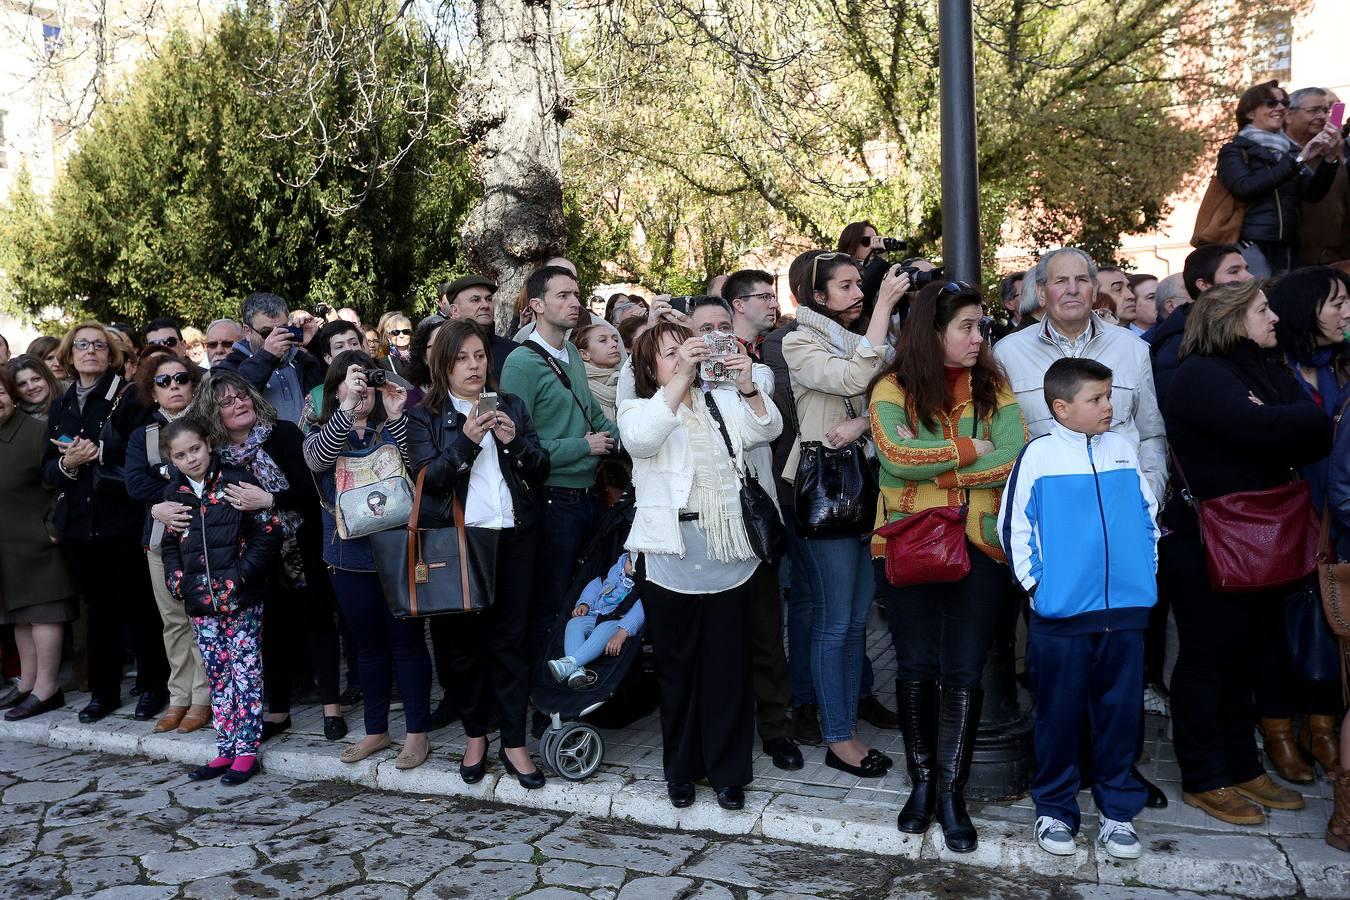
[{"x1": 997, "y1": 423, "x2": 1160, "y2": 635}]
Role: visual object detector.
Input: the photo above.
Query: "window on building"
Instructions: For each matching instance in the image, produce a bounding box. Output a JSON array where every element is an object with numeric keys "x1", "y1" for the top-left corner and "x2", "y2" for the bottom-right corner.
[
  {"x1": 1249, "y1": 13, "x2": 1292, "y2": 83},
  {"x1": 42, "y1": 23, "x2": 62, "y2": 54}
]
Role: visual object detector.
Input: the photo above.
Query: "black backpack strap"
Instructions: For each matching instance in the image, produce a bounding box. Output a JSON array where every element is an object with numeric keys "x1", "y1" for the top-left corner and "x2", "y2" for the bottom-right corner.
[{"x1": 521, "y1": 339, "x2": 596, "y2": 431}]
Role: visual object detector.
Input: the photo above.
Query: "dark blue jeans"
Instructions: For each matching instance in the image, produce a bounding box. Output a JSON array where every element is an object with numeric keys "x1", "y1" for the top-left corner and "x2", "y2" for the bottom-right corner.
[{"x1": 329, "y1": 568, "x2": 432, "y2": 735}]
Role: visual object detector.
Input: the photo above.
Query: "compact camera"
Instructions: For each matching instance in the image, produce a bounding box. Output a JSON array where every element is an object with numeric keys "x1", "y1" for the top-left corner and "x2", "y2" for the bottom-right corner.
[
  {"x1": 700, "y1": 331, "x2": 739, "y2": 383},
  {"x1": 362, "y1": 367, "x2": 388, "y2": 386}
]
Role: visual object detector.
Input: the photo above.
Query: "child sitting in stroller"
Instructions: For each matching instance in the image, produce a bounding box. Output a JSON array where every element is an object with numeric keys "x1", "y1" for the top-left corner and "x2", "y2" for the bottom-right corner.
[{"x1": 548, "y1": 552, "x2": 645, "y2": 689}]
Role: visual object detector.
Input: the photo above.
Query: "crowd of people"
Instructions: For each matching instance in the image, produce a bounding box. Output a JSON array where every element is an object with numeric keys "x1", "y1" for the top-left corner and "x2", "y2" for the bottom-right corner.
[{"x1": 0, "y1": 77, "x2": 1349, "y2": 857}]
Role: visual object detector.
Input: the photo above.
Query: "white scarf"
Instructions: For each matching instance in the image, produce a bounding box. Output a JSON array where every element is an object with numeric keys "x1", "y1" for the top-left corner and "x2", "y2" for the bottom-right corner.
[{"x1": 681, "y1": 395, "x2": 756, "y2": 564}]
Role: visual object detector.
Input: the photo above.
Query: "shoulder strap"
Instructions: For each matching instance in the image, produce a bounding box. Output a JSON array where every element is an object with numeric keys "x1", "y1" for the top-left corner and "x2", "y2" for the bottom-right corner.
[
  {"x1": 522, "y1": 340, "x2": 595, "y2": 430},
  {"x1": 703, "y1": 391, "x2": 747, "y2": 481}
]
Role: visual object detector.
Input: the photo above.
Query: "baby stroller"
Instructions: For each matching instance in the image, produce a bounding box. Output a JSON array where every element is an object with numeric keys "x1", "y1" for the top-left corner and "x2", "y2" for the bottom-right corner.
[{"x1": 533, "y1": 493, "x2": 654, "y2": 781}]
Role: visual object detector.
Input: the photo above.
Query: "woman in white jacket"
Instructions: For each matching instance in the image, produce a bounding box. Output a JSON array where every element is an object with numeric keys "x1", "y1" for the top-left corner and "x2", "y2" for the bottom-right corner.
[{"x1": 618, "y1": 320, "x2": 782, "y2": 812}]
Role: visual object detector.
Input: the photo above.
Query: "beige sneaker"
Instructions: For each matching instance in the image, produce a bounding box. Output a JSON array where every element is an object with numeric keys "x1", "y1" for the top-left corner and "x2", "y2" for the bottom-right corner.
[{"x1": 1236, "y1": 774, "x2": 1305, "y2": 810}]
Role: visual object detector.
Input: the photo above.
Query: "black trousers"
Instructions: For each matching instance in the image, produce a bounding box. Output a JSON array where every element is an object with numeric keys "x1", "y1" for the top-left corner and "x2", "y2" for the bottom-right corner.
[
  {"x1": 262, "y1": 525, "x2": 343, "y2": 712},
  {"x1": 1162, "y1": 530, "x2": 1267, "y2": 793},
  {"x1": 876, "y1": 549, "x2": 1008, "y2": 689},
  {"x1": 527, "y1": 487, "x2": 601, "y2": 672},
  {"x1": 437, "y1": 527, "x2": 535, "y2": 747},
  {"x1": 749, "y1": 565, "x2": 792, "y2": 742},
  {"x1": 69, "y1": 536, "x2": 169, "y2": 703},
  {"x1": 644, "y1": 574, "x2": 755, "y2": 789}
]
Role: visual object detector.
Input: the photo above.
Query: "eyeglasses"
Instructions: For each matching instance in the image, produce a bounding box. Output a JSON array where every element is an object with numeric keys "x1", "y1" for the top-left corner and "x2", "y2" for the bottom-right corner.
[
  {"x1": 809, "y1": 252, "x2": 860, "y2": 289},
  {"x1": 72, "y1": 339, "x2": 109, "y2": 352},
  {"x1": 218, "y1": 393, "x2": 247, "y2": 409},
  {"x1": 1262, "y1": 97, "x2": 1291, "y2": 109},
  {"x1": 153, "y1": 372, "x2": 193, "y2": 388},
  {"x1": 149, "y1": 336, "x2": 180, "y2": 348},
  {"x1": 386, "y1": 329, "x2": 412, "y2": 337},
  {"x1": 735, "y1": 291, "x2": 777, "y2": 303},
  {"x1": 1291, "y1": 104, "x2": 1331, "y2": 115},
  {"x1": 204, "y1": 340, "x2": 233, "y2": 350}
]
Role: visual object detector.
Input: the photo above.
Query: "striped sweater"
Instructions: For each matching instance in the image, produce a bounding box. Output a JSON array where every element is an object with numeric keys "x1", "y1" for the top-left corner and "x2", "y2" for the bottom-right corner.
[{"x1": 868, "y1": 370, "x2": 1027, "y2": 560}]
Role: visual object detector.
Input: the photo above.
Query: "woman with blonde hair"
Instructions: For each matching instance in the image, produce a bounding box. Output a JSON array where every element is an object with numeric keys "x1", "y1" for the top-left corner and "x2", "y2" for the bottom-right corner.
[{"x1": 376, "y1": 312, "x2": 414, "y2": 379}]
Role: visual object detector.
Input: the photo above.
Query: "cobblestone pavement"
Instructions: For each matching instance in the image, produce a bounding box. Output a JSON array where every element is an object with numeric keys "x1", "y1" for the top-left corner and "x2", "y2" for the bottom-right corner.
[{"x1": 0, "y1": 740, "x2": 1157, "y2": 900}]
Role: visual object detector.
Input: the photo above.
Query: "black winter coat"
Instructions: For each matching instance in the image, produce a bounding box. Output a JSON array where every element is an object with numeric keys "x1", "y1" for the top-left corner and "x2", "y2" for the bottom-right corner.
[
  {"x1": 160, "y1": 456, "x2": 284, "y2": 617},
  {"x1": 1217, "y1": 134, "x2": 1336, "y2": 246},
  {"x1": 42, "y1": 371, "x2": 144, "y2": 542},
  {"x1": 1163, "y1": 340, "x2": 1332, "y2": 535},
  {"x1": 406, "y1": 392, "x2": 550, "y2": 530},
  {"x1": 1148, "y1": 303, "x2": 1191, "y2": 413}
]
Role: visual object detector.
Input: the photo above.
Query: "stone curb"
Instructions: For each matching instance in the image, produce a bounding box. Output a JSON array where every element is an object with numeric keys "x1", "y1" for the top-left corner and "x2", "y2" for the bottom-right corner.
[{"x1": 2, "y1": 714, "x2": 1342, "y2": 898}]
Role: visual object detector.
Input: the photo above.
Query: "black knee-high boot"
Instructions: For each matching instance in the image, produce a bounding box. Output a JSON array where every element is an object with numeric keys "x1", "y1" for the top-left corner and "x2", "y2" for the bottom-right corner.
[
  {"x1": 896, "y1": 679, "x2": 938, "y2": 833},
  {"x1": 936, "y1": 685, "x2": 982, "y2": 853}
]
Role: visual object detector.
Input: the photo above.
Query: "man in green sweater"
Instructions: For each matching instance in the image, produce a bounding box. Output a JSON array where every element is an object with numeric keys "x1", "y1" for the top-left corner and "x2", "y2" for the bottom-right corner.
[{"x1": 500, "y1": 265, "x2": 620, "y2": 668}]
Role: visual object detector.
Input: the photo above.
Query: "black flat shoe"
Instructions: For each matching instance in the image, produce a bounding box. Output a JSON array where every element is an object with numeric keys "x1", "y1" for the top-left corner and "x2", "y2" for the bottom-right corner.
[
  {"x1": 261, "y1": 717, "x2": 292, "y2": 742},
  {"x1": 134, "y1": 690, "x2": 168, "y2": 721},
  {"x1": 763, "y1": 737, "x2": 804, "y2": 771},
  {"x1": 220, "y1": 760, "x2": 261, "y2": 786},
  {"x1": 0, "y1": 686, "x2": 30, "y2": 710},
  {"x1": 865, "y1": 749, "x2": 895, "y2": 770},
  {"x1": 339, "y1": 685, "x2": 363, "y2": 708},
  {"x1": 459, "y1": 757, "x2": 488, "y2": 785},
  {"x1": 323, "y1": 716, "x2": 349, "y2": 741},
  {"x1": 1138, "y1": 767, "x2": 1169, "y2": 809},
  {"x1": 5, "y1": 690, "x2": 64, "y2": 721},
  {"x1": 825, "y1": 748, "x2": 887, "y2": 778},
  {"x1": 498, "y1": 748, "x2": 545, "y2": 789},
  {"x1": 78, "y1": 697, "x2": 120, "y2": 723},
  {"x1": 188, "y1": 762, "x2": 233, "y2": 781},
  {"x1": 667, "y1": 781, "x2": 695, "y2": 808},
  {"x1": 716, "y1": 786, "x2": 745, "y2": 811},
  {"x1": 858, "y1": 694, "x2": 900, "y2": 730}
]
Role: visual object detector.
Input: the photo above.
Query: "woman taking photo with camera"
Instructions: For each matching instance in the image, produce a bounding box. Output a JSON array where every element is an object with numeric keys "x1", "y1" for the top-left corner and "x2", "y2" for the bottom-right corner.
[
  {"x1": 621, "y1": 319, "x2": 781, "y2": 810},
  {"x1": 408, "y1": 321, "x2": 551, "y2": 787},
  {"x1": 781, "y1": 252, "x2": 909, "y2": 776},
  {"x1": 868, "y1": 282, "x2": 1025, "y2": 851},
  {"x1": 305, "y1": 351, "x2": 432, "y2": 769}
]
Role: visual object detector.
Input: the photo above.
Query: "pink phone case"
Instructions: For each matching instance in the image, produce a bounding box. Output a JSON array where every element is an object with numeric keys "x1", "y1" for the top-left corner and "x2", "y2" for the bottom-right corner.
[{"x1": 1330, "y1": 102, "x2": 1345, "y2": 131}]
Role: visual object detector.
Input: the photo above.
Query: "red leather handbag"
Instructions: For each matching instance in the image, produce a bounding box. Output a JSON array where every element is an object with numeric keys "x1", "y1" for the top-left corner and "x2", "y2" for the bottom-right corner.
[
  {"x1": 875, "y1": 497, "x2": 970, "y2": 588},
  {"x1": 1171, "y1": 451, "x2": 1318, "y2": 593}
]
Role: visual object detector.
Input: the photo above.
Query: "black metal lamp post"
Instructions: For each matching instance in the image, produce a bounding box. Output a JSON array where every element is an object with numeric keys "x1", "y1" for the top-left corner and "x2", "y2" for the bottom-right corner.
[{"x1": 938, "y1": 0, "x2": 1034, "y2": 801}]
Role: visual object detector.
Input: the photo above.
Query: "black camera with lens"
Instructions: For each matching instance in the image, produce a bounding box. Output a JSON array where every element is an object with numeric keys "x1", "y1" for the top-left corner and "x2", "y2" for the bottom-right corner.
[
  {"x1": 880, "y1": 237, "x2": 908, "y2": 253},
  {"x1": 898, "y1": 264, "x2": 946, "y2": 290},
  {"x1": 315, "y1": 303, "x2": 332, "y2": 317},
  {"x1": 363, "y1": 367, "x2": 387, "y2": 387}
]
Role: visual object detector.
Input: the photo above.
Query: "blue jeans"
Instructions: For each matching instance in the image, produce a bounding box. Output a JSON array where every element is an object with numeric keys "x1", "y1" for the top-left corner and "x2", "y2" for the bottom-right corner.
[
  {"x1": 564, "y1": 615, "x2": 624, "y2": 668},
  {"x1": 800, "y1": 534, "x2": 876, "y2": 743},
  {"x1": 783, "y1": 526, "x2": 875, "y2": 708}
]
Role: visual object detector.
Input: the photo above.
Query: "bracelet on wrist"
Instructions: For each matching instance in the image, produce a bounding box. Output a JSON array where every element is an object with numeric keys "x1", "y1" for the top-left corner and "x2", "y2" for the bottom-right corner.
[{"x1": 738, "y1": 387, "x2": 759, "y2": 399}]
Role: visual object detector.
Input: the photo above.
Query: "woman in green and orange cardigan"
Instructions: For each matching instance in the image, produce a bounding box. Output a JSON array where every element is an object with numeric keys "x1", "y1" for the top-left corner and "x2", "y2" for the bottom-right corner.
[{"x1": 867, "y1": 281, "x2": 1026, "y2": 853}]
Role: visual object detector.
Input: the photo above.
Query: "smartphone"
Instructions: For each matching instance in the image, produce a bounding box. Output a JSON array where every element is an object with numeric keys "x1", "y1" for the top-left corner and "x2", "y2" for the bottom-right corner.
[
  {"x1": 478, "y1": 392, "x2": 499, "y2": 416},
  {"x1": 284, "y1": 325, "x2": 304, "y2": 342},
  {"x1": 56, "y1": 435, "x2": 74, "y2": 444},
  {"x1": 1330, "y1": 102, "x2": 1345, "y2": 131}
]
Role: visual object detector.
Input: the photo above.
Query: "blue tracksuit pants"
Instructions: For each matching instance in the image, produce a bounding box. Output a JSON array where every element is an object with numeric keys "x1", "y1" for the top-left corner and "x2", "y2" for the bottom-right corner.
[{"x1": 1028, "y1": 627, "x2": 1148, "y2": 833}]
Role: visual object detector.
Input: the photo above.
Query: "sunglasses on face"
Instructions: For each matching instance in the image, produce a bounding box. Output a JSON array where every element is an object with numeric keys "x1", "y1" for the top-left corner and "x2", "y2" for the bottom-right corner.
[
  {"x1": 204, "y1": 340, "x2": 233, "y2": 350},
  {"x1": 386, "y1": 329, "x2": 412, "y2": 337},
  {"x1": 72, "y1": 339, "x2": 109, "y2": 352},
  {"x1": 1262, "y1": 97, "x2": 1291, "y2": 109},
  {"x1": 153, "y1": 372, "x2": 193, "y2": 388},
  {"x1": 149, "y1": 336, "x2": 181, "y2": 348}
]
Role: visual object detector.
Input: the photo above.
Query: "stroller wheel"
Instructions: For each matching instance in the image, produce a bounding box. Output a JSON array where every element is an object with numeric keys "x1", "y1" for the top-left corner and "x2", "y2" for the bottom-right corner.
[
  {"x1": 552, "y1": 723, "x2": 604, "y2": 781},
  {"x1": 538, "y1": 727, "x2": 561, "y2": 776}
]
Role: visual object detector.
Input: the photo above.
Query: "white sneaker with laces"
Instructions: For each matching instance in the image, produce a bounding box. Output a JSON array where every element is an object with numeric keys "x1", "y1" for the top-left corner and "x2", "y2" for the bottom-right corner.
[
  {"x1": 1035, "y1": 816, "x2": 1076, "y2": 856},
  {"x1": 1096, "y1": 817, "x2": 1142, "y2": 860},
  {"x1": 548, "y1": 658, "x2": 577, "y2": 684}
]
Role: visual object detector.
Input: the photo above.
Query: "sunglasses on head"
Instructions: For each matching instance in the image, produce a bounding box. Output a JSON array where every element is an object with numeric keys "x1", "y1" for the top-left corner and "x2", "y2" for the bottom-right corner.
[
  {"x1": 153, "y1": 371, "x2": 193, "y2": 388},
  {"x1": 149, "y1": 335, "x2": 180, "y2": 348},
  {"x1": 809, "y1": 251, "x2": 860, "y2": 290},
  {"x1": 941, "y1": 281, "x2": 976, "y2": 295}
]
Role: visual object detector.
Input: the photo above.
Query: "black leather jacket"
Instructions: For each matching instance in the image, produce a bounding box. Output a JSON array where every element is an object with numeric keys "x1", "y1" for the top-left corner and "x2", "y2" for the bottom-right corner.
[
  {"x1": 1218, "y1": 134, "x2": 1337, "y2": 246},
  {"x1": 406, "y1": 392, "x2": 550, "y2": 530}
]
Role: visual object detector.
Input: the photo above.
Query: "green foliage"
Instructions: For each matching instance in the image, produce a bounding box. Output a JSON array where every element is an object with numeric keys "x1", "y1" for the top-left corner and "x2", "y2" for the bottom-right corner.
[{"x1": 0, "y1": 5, "x2": 478, "y2": 329}]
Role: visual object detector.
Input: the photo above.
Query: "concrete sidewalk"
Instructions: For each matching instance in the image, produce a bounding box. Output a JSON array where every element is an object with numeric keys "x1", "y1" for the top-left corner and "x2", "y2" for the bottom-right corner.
[{"x1": 1, "y1": 681, "x2": 1346, "y2": 899}]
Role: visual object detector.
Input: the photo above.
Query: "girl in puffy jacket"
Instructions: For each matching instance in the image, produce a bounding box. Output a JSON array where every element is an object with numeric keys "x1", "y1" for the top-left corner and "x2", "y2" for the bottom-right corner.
[{"x1": 159, "y1": 419, "x2": 284, "y2": 785}]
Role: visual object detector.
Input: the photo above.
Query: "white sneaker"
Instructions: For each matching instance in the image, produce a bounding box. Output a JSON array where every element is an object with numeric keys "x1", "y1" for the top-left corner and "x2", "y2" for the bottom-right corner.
[
  {"x1": 548, "y1": 658, "x2": 577, "y2": 684},
  {"x1": 1035, "y1": 816, "x2": 1076, "y2": 856},
  {"x1": 566, "y1": 667, "x2": 595, "y2": 690},
  {"x1": 1097, "y1": 817, "x2": 1142, "y2": 860}
]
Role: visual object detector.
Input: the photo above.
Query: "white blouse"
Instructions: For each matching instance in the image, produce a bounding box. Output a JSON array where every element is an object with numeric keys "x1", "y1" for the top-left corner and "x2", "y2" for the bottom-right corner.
[{"x1": 449, "y1": 395, "x2": 515, "y2": 529}]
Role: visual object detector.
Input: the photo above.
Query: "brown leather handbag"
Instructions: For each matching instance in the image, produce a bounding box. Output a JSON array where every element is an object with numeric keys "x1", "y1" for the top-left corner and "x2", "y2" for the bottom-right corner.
[
  {"x1": 1171, "y1": 450, "x2": 1318, "y2": 593},
  {"x1": 874, "y1": 498, "x2": 970, "y2": 588},
  {"x1": 1318, "y1": 508, "x2": 1350, "y2": 639},
  {"x1": 1190, "y1": 152, "x2": 1247, "y2": 248}
]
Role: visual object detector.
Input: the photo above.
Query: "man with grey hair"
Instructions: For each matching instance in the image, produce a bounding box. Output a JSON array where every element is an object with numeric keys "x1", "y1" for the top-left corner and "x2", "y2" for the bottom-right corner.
[
  {"x1": 994, "y1": 247, "x2": 1167, "y2": 502},
  {"x1": 1151, "y1": 275, "x2": 1189, "y2": 327},
  {"x1": 1287, "y1": 87, "x2": 1349, "y2": 266},
  {"x1": 204, "y1": 319, "x2": 243, "y2": 368},
  {"x1": 217, "y1": 292, "x2": 325, "y2": 424}
]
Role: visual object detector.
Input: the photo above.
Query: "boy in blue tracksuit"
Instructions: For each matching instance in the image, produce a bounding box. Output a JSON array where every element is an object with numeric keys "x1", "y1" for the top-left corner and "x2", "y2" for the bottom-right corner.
[{"x1": 998, "y1": 358, "x2": 1159, "y2": 861}]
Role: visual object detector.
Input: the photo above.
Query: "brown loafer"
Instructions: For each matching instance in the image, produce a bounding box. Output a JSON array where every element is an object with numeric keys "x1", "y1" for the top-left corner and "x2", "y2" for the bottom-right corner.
[
  {"x1": 154, "y1": 706, "x2": 188, "y2": 734},
  {"x1": 1235, "y1": 774, "x2": 1305, "y2": 810},
  {"x1": 177, "y1": 705, "x2": 212, "y2": 733},
  {"x1": 1261, "y1": 718, "x2": 1315, "y2": 784},
  {"x1": 339, "y1": 734, "x2": 391, "y2": 764},
  {"x1": 1183, "y1": 787, "x2": 1265, "y2": 825}
]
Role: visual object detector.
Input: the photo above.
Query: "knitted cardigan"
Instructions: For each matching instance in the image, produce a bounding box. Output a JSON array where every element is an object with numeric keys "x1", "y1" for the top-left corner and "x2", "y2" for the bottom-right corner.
[{"x1": 868, "y1": 369, "x2": 1026, "y2": 560}]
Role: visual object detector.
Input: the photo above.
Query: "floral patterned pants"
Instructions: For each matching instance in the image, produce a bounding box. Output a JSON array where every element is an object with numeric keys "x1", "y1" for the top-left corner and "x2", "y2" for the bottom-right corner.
[{"x1": 191, "y1": 605, "x2": 264, "y2": 758}]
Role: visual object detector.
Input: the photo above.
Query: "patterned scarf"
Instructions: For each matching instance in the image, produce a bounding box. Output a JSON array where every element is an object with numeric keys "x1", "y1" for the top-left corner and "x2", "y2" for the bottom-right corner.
[
  {"x1": 220, "y1": 423, "x2": 289, "y2": 493},
  {"x1": 1239, "y1": 125, "x2": 1296, "y2": 157}
]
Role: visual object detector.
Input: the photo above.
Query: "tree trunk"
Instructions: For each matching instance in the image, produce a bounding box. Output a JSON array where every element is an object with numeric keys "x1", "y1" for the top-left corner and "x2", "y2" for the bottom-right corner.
[{"x1": 459, "y1": 0, "x2": 569, "y2": 333}]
